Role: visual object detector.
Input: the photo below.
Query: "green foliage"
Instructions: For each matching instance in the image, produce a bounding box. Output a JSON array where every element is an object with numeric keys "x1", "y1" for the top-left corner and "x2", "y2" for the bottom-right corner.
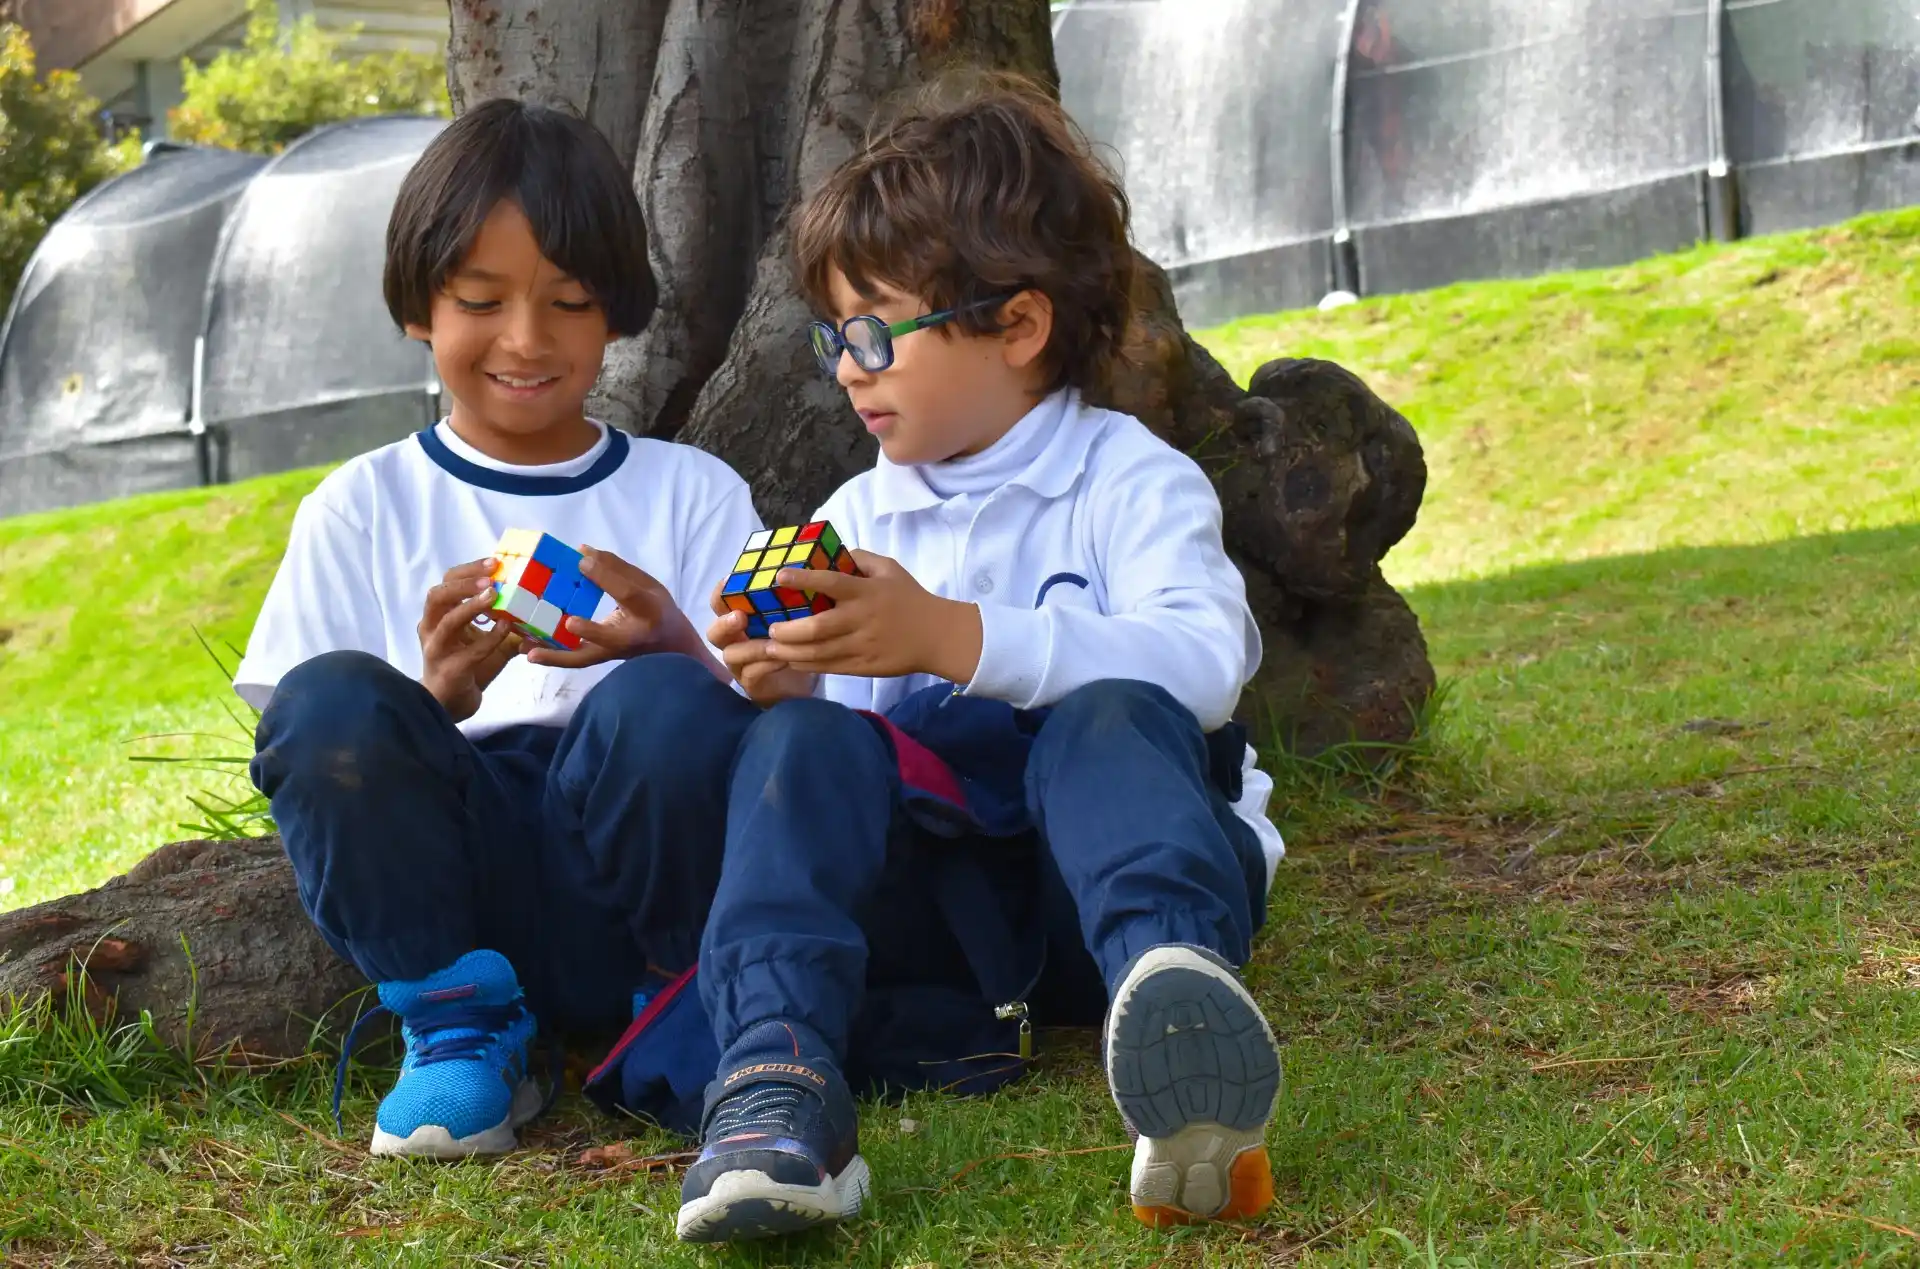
[
  {"x1": 167, "y1": 0, "x2": 450, "y2": 155},
  {"x1": 0, "y1": 24, "x2": 140, "y2": 313}
]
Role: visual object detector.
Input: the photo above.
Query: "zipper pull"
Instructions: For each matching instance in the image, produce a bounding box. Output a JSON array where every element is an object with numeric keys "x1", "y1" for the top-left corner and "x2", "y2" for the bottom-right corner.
[{"x1": 995, "y1": 1001, "x2": 1033, "y2": 1060}]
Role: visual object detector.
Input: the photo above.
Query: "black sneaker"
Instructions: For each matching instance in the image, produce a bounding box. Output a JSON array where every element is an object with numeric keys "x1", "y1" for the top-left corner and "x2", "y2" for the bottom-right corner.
[
  {"x1": 1105, "y1": 943, "x2": 1282, "y2": 1226},
  {"x1": 675, "y1": 1046, "x2": 867, "y2": 1242}
]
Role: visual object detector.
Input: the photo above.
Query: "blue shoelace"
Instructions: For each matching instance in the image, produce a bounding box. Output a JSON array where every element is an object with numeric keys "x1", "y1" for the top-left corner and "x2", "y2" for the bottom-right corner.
[{"x1": 330, "y1": 999, "x2": 560, "y2": 1134}]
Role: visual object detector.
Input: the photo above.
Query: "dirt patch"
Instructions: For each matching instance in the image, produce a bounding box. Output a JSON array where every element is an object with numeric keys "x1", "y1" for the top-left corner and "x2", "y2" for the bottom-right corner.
[
  {"x1": 1669, "y1": 971, "x2": 1775, "y2": 1020},
  {"x1": 1844, "y1": 927, "x2": 1920, "y2": 990},
  {"x1": 1312, "y1": 801, "x2": 1911, "y2": 918},
  {"x1": 1323, "y1": 808, "x2": 1692, "y2": 909}
]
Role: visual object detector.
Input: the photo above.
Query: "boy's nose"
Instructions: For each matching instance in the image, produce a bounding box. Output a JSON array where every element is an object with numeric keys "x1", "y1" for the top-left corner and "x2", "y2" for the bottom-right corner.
[
  {"x1": 834, "y1": 349, "x2": 873, "y2": 389},
  {"x1": 498, "y1": 304, "x2": 554, "y2": 357}
]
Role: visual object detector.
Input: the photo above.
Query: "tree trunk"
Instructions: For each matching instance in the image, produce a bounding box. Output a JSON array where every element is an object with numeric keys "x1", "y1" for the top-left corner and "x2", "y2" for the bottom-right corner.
[{"x1": 0, "y1": 0, "x2": 1433, "y2": 1057}]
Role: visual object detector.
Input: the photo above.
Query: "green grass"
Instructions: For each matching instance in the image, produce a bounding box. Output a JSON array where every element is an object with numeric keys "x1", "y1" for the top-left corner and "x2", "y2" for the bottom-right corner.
[
  {"x1": 0, "y1": 469, "x2": 321, "y2": 903},
  {"x1": 3, "y1": 208, "x2": 1920, "y2": 1264},
  {"x1": 1206, "y1": 208, "x2": 1920, "y2": 588}
]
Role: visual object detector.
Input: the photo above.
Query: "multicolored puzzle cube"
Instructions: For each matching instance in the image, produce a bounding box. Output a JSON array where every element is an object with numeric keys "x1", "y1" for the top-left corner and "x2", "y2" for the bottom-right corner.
[
  {"x1": 721, "y1": 521, "x2": 861, "y2": 638},
  {"x1": 489, "y1": 528, "x2": 605, "y2": 651}
]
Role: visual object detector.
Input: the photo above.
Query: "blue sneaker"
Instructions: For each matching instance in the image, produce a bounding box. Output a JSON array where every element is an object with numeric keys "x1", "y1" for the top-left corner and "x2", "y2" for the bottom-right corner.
[
  {"x1": 334, "y1": 949, "x2": 543, "y2": 1159},
  {"x1": 1105, "y1": 944, "x2": 1282, "y2": 1227},
  {"x1": 676, "y1": 1024, "x2": 868, "y2": 1242}
]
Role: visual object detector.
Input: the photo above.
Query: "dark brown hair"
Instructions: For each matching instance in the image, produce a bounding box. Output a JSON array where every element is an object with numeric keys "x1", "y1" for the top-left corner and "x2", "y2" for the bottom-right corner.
[
  {"x1": 792, "y1": 70, "x2": 1135, "y2": 391},
  {"x1": 384, "y1": 98, "x2": 655, "y2": 338}
]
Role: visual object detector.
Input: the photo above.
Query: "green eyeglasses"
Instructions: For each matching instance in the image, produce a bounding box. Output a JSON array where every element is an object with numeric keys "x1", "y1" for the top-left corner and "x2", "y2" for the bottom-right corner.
[{"x1": 808, "y1": 295, "x2": 1016, "y2": 377}]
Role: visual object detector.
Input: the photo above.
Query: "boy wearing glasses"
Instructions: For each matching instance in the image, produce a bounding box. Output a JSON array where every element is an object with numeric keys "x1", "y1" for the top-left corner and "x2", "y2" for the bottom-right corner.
[{"x1": 675, "y1": 73, "x2": 1287, "y2": 1243}]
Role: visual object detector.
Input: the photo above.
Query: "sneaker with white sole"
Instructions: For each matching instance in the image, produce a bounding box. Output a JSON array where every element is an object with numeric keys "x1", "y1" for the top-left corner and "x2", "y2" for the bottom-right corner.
[
  {"x1": 1104, "y1": 943, "x2": 1282, "y2": 1226},
  {"x1": 333, "y1": 948, "x2": 543, "y2": 1159},
  {"x1": 676, "y1": 1025, "x2": 868, "y2": 1243}
]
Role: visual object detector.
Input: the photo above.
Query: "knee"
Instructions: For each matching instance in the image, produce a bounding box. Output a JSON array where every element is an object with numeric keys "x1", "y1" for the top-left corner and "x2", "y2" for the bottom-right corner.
[
  {"x1": 252, "y1": 651, "x2": 427, "y2": 792},
  {"x1": 1041, "y1": 679, "x2": 1196, "y2": 743},
  {"x1": 742, "y1": 696, "x2": 890, "y2": 775},
  {"x1": 575, "y1": 653, "x2": 734, "y2": 737},
  {"x1": 565, "y1": 653, "x2": 748, "y2": 786},
  {"x1": 256, "y1": 651, "x2": 420, "y2": 751}
]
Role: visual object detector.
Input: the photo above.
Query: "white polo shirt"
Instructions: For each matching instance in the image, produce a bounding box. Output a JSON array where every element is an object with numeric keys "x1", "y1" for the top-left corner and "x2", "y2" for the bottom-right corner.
[
  {"x1": 233, "y1": 419, "x2": 763, "y2": 740},
  {"x1": 811, "y1": 389, "x2": 1286, "y2": 887}
]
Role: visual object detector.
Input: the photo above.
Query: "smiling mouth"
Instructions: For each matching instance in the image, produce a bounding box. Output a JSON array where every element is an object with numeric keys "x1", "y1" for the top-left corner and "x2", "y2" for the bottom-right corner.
[{"x1": 488, "y1": 372, "x2": 559, "y2": 391}]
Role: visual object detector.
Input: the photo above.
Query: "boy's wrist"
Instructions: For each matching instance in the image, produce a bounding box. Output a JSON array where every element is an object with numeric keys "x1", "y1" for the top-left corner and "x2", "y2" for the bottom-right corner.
[
  {"x1": 924, "y1": 597, "x2": 984, "y2": 686},
  {"x1": 656, "y1": 610, "x2": 706, "y2": 660}
]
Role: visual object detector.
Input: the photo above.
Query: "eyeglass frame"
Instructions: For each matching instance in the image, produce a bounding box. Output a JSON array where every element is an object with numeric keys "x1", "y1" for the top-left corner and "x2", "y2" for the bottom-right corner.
[{"x1": 807, "y1": 293, "x2": 1020, "y2": 378}]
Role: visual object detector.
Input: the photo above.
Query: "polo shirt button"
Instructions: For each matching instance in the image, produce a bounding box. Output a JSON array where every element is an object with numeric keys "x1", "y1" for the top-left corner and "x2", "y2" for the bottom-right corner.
[{"x1": 973, "y1": 573, "x2": 995, "y2": 595}]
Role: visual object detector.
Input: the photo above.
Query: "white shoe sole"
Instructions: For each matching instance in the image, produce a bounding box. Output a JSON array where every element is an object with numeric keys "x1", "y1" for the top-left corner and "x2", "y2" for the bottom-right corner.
[
  {"x1": 676, "y1": 1154, "x2": 871, "y2": 1243},
  {"x1": 1105, "y1": 945, "x2": 1282, "y2": 1222},
  {"x1": 369, "y1": 1078, "x2": 543, "y2": 1159},
  {"x1": 1130, "y1": 1123, "x2": 1270, "y2": 1221}
]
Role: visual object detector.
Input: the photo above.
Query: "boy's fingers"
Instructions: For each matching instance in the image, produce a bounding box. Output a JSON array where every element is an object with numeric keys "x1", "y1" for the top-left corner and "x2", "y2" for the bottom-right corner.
[
  {"x1": 526, "y1": 644, "x2": 609, "y2": 669},
  {"x1": 424, "y1": 574, "x2": 495, "y2": 628},
  {"x1": 451, "y1": 608, "x2": 518, "y2": 667},
  {"x1": 428, "y1": 587, "x2": 500, "y2": 655},
  {"x1": 561, "y1": 613, "x2": 648, "y2": 649},
  {"x1": 722, "y1": 637, "x2": 778, "y2": 671},
  {"x1": 762, "y1": 631, "x2": 858, "y2": 666},
  {"x1": 443, "y1": 557, "x2": 497, "y2": 585},
  {"x1": 708, "y1": 579, "x2": 730, "y2": 618},
  {"x1": 765, "y1": 607, "x2": 852, "y2": 645},
  {"x1": 473, "y1": 627, "x2": 528, "y2": 682},
  {"x1": 579, "y1": 548, "x2": 665, "y2": 606},
  {"x1": 775, "y1": 567, "x2": 859, "y2": 599},
  {"x1": 739, "y1": 660, "x2": 790, "y2": 693},
  {"x1": 707, "y1": 610, "x2": 750, "y2": 649}
]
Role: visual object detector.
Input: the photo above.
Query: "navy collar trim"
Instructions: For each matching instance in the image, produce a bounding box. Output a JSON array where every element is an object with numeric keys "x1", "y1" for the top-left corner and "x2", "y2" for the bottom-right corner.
[{"x1": 415, "y1": 425, "x2": 630, "y2": 495}]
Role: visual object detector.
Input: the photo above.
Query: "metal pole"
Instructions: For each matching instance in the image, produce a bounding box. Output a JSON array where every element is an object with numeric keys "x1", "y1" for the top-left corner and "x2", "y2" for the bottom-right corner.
[
  {"x1": 189, "y1": 335, "x2": 211, "y2": 487},
  {"x1": 1328, "y1": 0, "x2": 1366, "y2": 295},
  {"x1": 1704, "y1": 0, "x2": 1740, "y2": 241}
]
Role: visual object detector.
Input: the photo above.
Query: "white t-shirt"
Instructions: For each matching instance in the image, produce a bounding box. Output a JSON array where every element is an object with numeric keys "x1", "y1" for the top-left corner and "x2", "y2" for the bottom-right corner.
[
  {"x1": 233, "y1": 419, "x2": 764, "y2": 739},
  {"x1": 811, "y1": 389, "x2": 1287, "y2": 888}
]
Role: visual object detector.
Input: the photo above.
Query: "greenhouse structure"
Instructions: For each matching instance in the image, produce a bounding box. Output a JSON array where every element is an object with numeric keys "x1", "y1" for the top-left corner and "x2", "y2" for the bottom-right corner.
[
  {"x1": 1056, "y1": 0, "x2": 1920, "y2": 325},
  {"x1": 0, "y1": 116, "x2": 446, "y2": 518},
  {"x1": 3, "y1": 1, "x2": 1916, "y2": 516}
]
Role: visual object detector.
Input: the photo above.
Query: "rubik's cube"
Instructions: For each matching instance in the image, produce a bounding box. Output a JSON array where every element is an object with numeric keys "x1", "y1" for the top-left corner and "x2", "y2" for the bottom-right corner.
[
  {"x1": 721, "y1": 521, "x2": 861, "y2": 638},
  {"x1": 488, "y1": 528, "x2": 605, "y2": 651}
]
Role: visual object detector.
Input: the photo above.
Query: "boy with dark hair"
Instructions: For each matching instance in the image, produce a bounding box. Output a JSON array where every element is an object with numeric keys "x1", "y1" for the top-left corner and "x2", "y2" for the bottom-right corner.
[
  {"x1": 236, "y1": 98, "x2": 764, "y2": 1158},
  {"x1": 674, "y1": 73, "x2": 1287, "y2": 1242}
]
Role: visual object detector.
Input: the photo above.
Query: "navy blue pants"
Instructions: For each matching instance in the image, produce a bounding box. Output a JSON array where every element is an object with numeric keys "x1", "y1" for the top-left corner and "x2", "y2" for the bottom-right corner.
[
  {"x1": 703, "y1": 679, "x2": 1269, "y2": 1066},
  {"x1": 254, "y1": 651, "x2": 1266, "y2": 1056},
  {"x1": 250, "y1": 650, "x2": 752, "y2": 1030}
]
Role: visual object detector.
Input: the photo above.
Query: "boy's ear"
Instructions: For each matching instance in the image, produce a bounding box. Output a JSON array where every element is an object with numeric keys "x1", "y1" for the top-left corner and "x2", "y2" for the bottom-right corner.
[
  {"x1": 404, "y1": 321, "x2": 433, "y2": 345},
  {"x1": 998, "y1": 289, "x2": 1053, "y2": 372}
]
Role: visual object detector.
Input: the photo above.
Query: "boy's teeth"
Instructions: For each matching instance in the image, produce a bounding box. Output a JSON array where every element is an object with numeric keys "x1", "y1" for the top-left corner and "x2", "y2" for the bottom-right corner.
[{"x1": 495, "y1": 374, "x2": 549, "y2": 388}]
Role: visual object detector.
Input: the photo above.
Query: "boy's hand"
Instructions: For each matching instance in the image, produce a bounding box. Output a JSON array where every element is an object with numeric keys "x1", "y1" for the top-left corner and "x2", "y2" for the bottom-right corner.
[
  {"x1": 419, "y1": 558, "x2": 530, "y2": 723},
  {"x1": 760, "y1": 550, "x2": 982, "y2": 683},
  {"x1": 526, "y1": 547, "x2": 700, "y2": 669},
  {"x1": 705, "y1": 586, "x2": 818, "y2": 705}
]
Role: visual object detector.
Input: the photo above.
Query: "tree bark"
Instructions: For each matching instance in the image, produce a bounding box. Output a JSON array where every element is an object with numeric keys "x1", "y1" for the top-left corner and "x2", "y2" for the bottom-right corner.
[
  {"x1": 0, "y1": 0, "x2": 1434, "y2": 1055},
  {"x1": 0, "y1": 837, "x2": 365, "y2": 1059}
]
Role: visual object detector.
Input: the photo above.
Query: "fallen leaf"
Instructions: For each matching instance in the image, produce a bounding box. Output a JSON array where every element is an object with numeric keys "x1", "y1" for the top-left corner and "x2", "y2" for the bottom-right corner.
[{"x1": 575, "y1": 1142, "x2": 636, "y2": 1168}]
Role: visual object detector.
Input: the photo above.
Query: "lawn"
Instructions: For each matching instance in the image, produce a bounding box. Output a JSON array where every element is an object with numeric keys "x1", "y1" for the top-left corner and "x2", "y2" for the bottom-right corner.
[{"x1": 1, "y1": 208, "x2": 1917, "y2": 1265}]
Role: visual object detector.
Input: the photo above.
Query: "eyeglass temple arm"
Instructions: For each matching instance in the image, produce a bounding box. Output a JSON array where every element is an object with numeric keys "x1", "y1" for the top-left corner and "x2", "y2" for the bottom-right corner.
[
  {"x1": 884, "y1": 294, "x2": 1017, "y2": 338},
  {"x1": 886, "y1": 311, "x2": 953, "y2": 337}
]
